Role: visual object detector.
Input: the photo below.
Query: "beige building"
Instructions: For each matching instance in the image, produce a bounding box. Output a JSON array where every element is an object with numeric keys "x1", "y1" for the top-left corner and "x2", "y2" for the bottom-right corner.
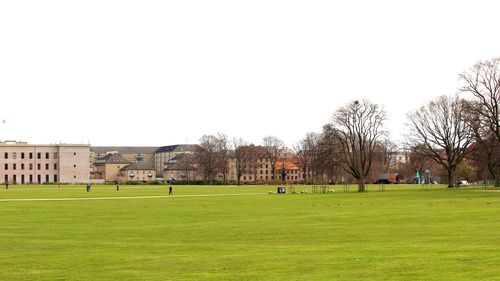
[
  {"x1": 163, "y1": 153, "x2": 201, "y2": 181},
  {"x1": 118, "y1": 163, "x2": 156, "y2": 182},
  {"x1": 92, "y1": 153, "x2": 131, "y2": 182},
  {"x1": 0, "y1": 141, "x2": 90, "y2": 184},
  {"x1": 155, "y1": 145, "x2": 200, "y2": 174}
]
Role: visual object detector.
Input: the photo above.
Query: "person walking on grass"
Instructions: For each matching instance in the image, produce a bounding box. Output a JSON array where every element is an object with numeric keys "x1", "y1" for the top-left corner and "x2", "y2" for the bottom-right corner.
[
  {"x1": 169, "y1": 185, "x2": 173, "y2": 196},
  {"x1": 86, "y1": 183, "x2": 91, "y2": 192}
]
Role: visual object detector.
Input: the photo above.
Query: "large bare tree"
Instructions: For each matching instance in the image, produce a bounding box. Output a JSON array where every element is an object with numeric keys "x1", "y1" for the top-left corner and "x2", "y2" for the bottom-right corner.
[
  {"x1": 262, "y1": 135, "x2": 284, "y2": 183},
  {"x1": 328, "y1": 100, "x2": 387, "y2": 192},
  {"x1": 460, "y1": 57, "x2": 500, "y2": 186},
  {"x1": 406, "y1": 95, "x2": 474, "y2": 187}
]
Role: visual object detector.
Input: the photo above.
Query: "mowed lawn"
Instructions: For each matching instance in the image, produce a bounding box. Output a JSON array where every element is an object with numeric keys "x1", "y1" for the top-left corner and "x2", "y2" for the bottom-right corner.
[{"x1": 0, "y1": 185, "x2": 499, "y2": 281}]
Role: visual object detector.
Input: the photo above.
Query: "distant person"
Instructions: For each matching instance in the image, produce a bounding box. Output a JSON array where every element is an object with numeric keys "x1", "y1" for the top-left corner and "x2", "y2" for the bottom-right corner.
[
  {"x1": 57, "y1": 183, "x2": 61, "y2": 189},
  {"x1": 117, "y1": 184, "x2": 119, "y2": 191},
  {"x1": 5, "y1": 182, "x2": 8, "y2": 190},
  {"x1": 86, "y1": 183, "x2": 91, "y2": 192},
  {"x1": 169, "y1": 185, "x2": 173, "y2": 196}
]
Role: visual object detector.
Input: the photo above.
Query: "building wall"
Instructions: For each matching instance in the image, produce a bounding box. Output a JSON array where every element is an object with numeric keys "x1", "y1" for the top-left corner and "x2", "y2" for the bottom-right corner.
[
  {"x1": 119, "y1": 169, "x2": 156, "y2": 182},
  {"x1": 93, "y1": 163, "x2": 128, "y2": 182},
  {"x1": 0, "y1": 142, "x2": 90, "y2": 184},
  {"x1": 54, "y1": 145, "x2": 90, "y2": 184}
]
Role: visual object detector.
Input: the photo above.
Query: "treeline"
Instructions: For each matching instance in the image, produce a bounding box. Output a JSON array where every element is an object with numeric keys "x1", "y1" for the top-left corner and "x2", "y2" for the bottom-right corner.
[{"x1": 193, "y1": 58, "x2": 499, "y2": 191}]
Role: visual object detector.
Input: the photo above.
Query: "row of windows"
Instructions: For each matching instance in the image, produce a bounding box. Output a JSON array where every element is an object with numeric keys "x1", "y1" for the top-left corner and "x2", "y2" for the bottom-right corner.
[
  {"x1": 4, "y1": 174, "x2": 58, "y2": 184},
  {"x1": 3, "y1": 152, "x2": 78, "y2": 160},
  {"x1": 3, "y1": 163, "x2": 58, "y2": 170},
  {"x1": 3, "y1": 152, "x2": 60, "y2": 160}
]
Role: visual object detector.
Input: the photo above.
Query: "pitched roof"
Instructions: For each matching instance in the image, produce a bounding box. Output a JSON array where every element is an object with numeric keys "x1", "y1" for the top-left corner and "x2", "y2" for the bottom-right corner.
[
  {"x1": 120, "y1": 162, "x2": 155, "y2": 171},
  {"x1": 156, "y1": 144, "x2": 200, "y2": 153},
  {"x1": 96, "y1": 153, "x2": 131, "y2": 164},
  {"x1": 275, "y1": 160, "x2": 300, "y2": 170}
]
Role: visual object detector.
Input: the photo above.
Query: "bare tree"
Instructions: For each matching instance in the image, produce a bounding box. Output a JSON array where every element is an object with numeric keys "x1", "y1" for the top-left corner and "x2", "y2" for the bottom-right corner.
[
  {"x1": 406, "y1": 95, "x2": 474, "y2": 187},
  {"x1": 459, "y1": 57, "x2": 500, "y2": 141},
  {"x1": 215, "y1": 133, "x2": 230, "y2": 184},
  {"x1": 378, "y1": 139, "x2": 398, "y2": 173},
  {"x1": 293, "y1": 133, "x2": 319, "y2": 184},
  {"x1": 328, "y1": 100, "x2": 387, "y2": 192},
  {"x1": 232, "y1": 137, "x2": 248, "y2": 185},
  {"x1": 460, "y1": 57, "x2": 500, "y2": 186},
  {"x1": 319, "y1": 125, "x2": 343, "y2": 184},
  {"x1": 262, "y1": 136, "x2": 284, "y2": 183},
  {"x1": 197, "y1": 134, "x2": 223, "y2": 184}
]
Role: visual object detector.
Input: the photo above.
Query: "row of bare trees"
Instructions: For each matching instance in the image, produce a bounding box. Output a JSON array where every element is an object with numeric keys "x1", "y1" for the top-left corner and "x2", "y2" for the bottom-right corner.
[
  {"x1": 405, "y1": 57, "x2": 499, "y2": 187},
  {"x1": 194, "y1": 57, "x2": 499, "y2": 190}
]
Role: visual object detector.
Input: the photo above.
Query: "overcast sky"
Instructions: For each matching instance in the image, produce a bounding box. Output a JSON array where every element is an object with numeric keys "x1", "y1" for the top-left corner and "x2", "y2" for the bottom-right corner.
[{"x1": 1, "y1": 0, "x2": 499, "y2": 148}]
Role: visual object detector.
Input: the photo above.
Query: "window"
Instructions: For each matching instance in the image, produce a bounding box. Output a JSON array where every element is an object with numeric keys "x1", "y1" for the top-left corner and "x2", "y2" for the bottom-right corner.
[
  {"x1": 54, "y1": 163, "x2": 57, "y2": 170},
  {"x1": 29, "y1": 163, "x2": 33, "y2": 170},
  {"x1": 37, "y1": 152, "x2": 41, "y2": 159},
  {"x1": 29, "y1": 152, "x2": 33, "y2": 159},
  {"x1": 45, "y1": 163, "x2": 49, "y2": 170},
  {"x1": 21, "y1": 163, "x2": 25, "y2": 170},
  {"x1": 29, "y1": 175, "x2": 33, "y2": 183},
  {"x1": 45, "y1": 153, "x2": 49, "y2": 159},
  {"x1": 37, "y1": 163, "x2": 41, "y2": 170},
  {"x1": 21, "y1": 152, "x2": 25, "y2": 159},
  {"x1": 54, "y1": 175, "x2": 58, "y2": 182},
  {"x1": 73, "y1": 164, "x2": 76, "y2": 168},
  {"x1": 13, "y1": 164, "x2": 16, "y2": 170},
  {"x1": 37, "y1": 175, "x2": 41, "y2": 184},
  {"x1": 4, "y1": 163, "x2": 8, "y2": 170},
  {"x1": 54, "y1": 152, "x2": 58, "y2": 159},
  {"x1": 4, "y1": 152, "x2": 8, "y2": 159},
  {"x1": 13, "y1": 152, "x2": 17, "y2": 159},
  {"x1": 46, "y1": 175, "x2": 49, "y2": 182},
  {"x1": 74, "y1": 153, "x2": 76, "y2": 156}
]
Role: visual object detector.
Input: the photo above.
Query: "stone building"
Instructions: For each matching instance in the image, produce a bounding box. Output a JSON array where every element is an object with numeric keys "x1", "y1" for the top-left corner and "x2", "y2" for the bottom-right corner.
[
  {"x1": 92, "y1": 153, "x2": 131, "y2": 182},
  {"x1": 118, "y1": 162, "x2": 156, "y2": 182},
  {"x1": 0, "y1": 141, "x2": 90, "y2": 184}
]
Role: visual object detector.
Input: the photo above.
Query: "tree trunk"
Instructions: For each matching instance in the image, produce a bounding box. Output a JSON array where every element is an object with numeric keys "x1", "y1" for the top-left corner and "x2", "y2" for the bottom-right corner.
[
  {"x1": 487, "y1": 163, "x2": 500, "y2": 187},
  {"x1": 447, "y1": 169, "x2": 454, "y2": 188},
  {"x1": 357, "y1": 178, "x2": 365, "y2": 192}
]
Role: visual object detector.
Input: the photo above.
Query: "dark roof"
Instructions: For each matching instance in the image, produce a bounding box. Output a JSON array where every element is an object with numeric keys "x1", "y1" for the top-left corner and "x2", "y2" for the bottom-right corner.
[
  {"x1": 91, "y1": 146, "x2": 159, "y2": 155},
  {"x1": 120, "y1": 162, "x2": 155, "y2": 171},
  {"x1": 156, "y1": 145, "x2": 179, "y2": 153},
  {"x1": 96, "y1": 153, "x2": 131, "y2": 164},
  {"x1": 156, "y1": 144, "x2": 200, "y2": 153}
]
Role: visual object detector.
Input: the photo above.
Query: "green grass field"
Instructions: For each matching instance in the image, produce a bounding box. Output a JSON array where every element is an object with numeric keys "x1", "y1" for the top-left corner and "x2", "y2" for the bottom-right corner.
[{"x1": 0, "y1": 184, "x2": 499, "y2": 281}]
